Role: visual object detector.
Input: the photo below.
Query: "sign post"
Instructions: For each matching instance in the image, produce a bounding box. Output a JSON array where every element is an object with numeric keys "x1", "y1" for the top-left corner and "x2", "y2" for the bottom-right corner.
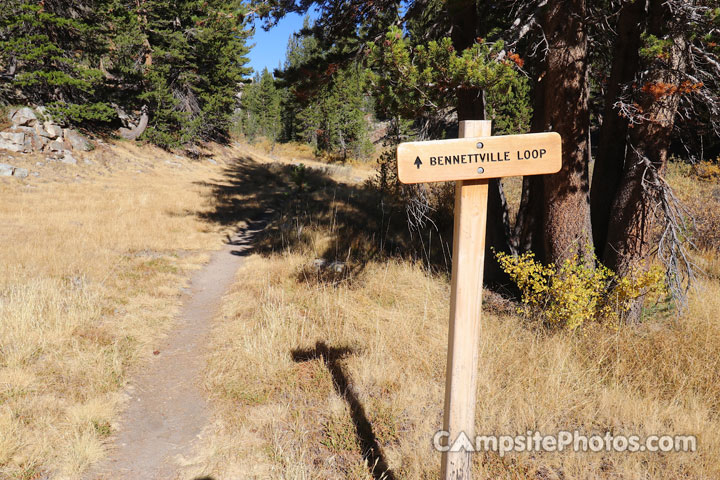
[{"x1": 396, "y1": 121, "x2": 561, "y2": 480}]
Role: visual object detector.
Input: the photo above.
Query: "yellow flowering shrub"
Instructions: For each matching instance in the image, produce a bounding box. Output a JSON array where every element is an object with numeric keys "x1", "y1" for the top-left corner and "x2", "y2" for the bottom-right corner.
[
  {"x1": 495, "y1": 249, "x2": 666, "y2": 330},
  {"x1": 692, "y1": 158, "x2": 720, "y2": 181}
]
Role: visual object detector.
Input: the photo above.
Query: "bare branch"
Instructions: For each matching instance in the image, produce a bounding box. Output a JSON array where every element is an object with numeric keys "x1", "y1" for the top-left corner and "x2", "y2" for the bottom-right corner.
[{"x1": 635, "y1": 147, "x2": 698, "y2": 310}]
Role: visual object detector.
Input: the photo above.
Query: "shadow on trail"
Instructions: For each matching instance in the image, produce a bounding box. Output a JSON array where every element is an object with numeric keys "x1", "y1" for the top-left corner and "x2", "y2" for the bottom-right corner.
[
  {"x1": 196, "y1": 155, "x2": 449, "y2": 282},
  {"x1": 195, "y1": 156, "x2": 434, "y2": 478},
  {"x1": 292, "y1": 342, "x2": 397, "y2": 480}
]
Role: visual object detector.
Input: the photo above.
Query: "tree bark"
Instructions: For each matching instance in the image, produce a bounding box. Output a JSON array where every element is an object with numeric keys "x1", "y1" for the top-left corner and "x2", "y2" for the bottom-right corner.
[
  {"x1": 590, "y1": 0, "x2": 645, "y2": 259},
  {"x1": 536, "y1": 0, "x2": 593, "y2": 264},
  {"x1": 515, "y1": 68, "x2": 548, "y2": 262},
  {"x1": 603, "y1": 0, "x2": 687, "y2": 321}
]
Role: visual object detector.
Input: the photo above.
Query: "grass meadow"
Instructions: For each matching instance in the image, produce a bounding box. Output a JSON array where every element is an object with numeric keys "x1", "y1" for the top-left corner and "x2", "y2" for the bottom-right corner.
[
  {"x1": 1, "y1": 141, "x2": 719, "y2": 480},
  {"x1": 185, "y1": 157, "x2": 720, "y2": 480},
  {"x1": 0, "y1": 142, "x2": 240, "y2": 479}
]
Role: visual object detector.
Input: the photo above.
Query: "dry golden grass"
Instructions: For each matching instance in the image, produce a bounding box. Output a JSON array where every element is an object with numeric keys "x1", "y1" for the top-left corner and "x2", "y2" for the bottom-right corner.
[
  {"x1": 185, "y1": 160, "x2": 720, "y2": 480},
  {"x1": 4, "y1": 141, "x2": 716, "y2": 480},
  {"x1": 0, "y1": 142, "x2": 242, "y2": 479},
  {"x1": 243, "y1": 137, "x2": 317, "y2": 162}
]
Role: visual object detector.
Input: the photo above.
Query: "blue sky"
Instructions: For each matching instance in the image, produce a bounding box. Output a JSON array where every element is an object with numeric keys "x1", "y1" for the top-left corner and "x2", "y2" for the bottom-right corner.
[{"x1": 246, "y1": 11, "x2": 318, "y2": 76}]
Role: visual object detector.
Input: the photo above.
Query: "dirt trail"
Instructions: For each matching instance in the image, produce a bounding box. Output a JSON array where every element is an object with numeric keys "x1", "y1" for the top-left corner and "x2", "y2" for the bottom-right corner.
[{"x1": 87, "y1": 217, "x2": 269, "y2": 480}]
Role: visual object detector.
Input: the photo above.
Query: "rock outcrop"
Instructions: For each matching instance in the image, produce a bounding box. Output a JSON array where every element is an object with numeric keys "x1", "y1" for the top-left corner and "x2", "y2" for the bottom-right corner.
[
  {"x1": 9, "y1": 107, "x2": 38, "y2": 127},
  {"x1": 0, "y1": 106, "x2": 94, "y2": 156}
]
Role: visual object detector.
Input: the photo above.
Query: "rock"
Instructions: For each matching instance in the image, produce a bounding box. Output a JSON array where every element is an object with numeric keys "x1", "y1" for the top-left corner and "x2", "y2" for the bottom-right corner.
[
  {"x1": 165, "y1": 160, "x2": 182, "y2": 167},
  {"x1": 208, "y1": 158, "x2": 218, "y2": 165},
  {"x1": 329, "y1": 261, "x2": 346, "y2": 274},
  {"x1": 0, "y1": 163, "x2": 14, "y2": 176},
  {"x1": 64, "y1": 129, "x2": 92, "y2": 151},
  {"x1": 13, "y1": 167, "x2": 28, "y2": 178},
  {"x1": 47, "y1": 140, "x2": 64, "y2": 152},
  {"x1": 35, "y1": 123, "x2": 52, "y2": 138},
  {"x1": 31, "y1": 172, "x2": 40, "y2": 177},
  {"x1": 1, "y1": 130, "x2": 25, "y2": 144},
  {"x1": 36, "y1": 162, "x2": 44, "y2": 166},
  {"x1": 27, "y1": 131, "x2": 46, "y2": 151},
  {"x1": 0, "y1": 131, "x2": 26, "y2": 152},
  {"x1": 83, "y1": 158, "x2": 94, "y2": 165},
  {"x1": 0, "y1": 140, "x2": 22, "y2": 152},
  {"x1": 61, "y1": 153, "x2": 77, "y2": 165},
  {"x1": 44, "y1": 123, "x2": 63, "y2": 139},
  {"x1": 10, "y1": 107, "x2": 37, "y2": 127},
  {"x1": 312, "y1": 259, "x2": 328, "y2": 271}
]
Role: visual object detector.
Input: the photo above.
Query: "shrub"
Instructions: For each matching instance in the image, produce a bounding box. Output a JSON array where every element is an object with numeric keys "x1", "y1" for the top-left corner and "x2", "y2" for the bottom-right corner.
[
  {"x1": 692, "y1": 158, "x2": 720, "y2": 181},
  {"x1": 495, "y1": 249, "x2": 666, "y2": 330}
]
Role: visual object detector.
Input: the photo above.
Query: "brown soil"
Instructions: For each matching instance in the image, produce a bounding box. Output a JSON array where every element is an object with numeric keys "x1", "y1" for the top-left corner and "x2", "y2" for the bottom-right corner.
[{"x1": 86, "y1": 217, "x2": 269, "y2": 480}]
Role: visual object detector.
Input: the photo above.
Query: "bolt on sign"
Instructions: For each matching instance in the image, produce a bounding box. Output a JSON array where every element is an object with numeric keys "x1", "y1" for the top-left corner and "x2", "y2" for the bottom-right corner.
[{"x1": 396, "y1": 121, "x2": 561, "y2": 480}]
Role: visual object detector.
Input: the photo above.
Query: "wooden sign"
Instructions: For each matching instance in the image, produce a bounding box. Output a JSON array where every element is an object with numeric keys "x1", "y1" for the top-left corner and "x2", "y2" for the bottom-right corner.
[
  {"x1": 397, "y1": 131, "x2": 561, "y2": 184},
  {"x1": 397, "y1": 122, "x2": 561, "y2": 480}
]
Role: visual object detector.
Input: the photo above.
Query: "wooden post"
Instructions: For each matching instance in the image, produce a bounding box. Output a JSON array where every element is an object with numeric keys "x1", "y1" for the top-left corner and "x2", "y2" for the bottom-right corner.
[
  {"x1": 395, "y1": 120, "x2": 560, "y2": 478},
  {"x1": 440, "y1": 120, "x2": 492, "y2": 479}
]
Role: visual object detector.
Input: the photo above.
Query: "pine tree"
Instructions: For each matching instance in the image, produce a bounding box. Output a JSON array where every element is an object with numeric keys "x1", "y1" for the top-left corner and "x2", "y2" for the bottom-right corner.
[
  {"x1": 0, "y1": 0, "x2": 115, "y2": 123},
  {"x1": 106, "y1": 0, "x2": 252, "y2": 147},
  {"x1": 0, "y1": 0, "x2": 252, "y2": 146},
  {"x1": 278, "y1": 17, "x2": 373, "y2": 159},
  {"x1": 240, "y1": 69, "x2": 282, "y2": 142}
]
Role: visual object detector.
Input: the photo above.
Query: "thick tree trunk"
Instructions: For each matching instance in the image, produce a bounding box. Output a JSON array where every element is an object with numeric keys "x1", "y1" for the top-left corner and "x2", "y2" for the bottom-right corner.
[
  {"x1": 590, "y1": 0, "x2": 645, "y2": 259},
  {"x1": 536, "y1": 0, "x2": 593, "y2": 264},
  {"x1": 603, "y1": 0, "x2": 686, "y2": 321}
]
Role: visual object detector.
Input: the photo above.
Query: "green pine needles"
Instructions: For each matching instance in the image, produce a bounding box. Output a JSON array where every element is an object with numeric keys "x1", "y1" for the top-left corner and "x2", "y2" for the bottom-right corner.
[
  {"x1": 367, "y1": 25, "x2": 530, "y2": 133},
  {"x1": 0, "y1": 0, "x2": 252, "y2": 147}
]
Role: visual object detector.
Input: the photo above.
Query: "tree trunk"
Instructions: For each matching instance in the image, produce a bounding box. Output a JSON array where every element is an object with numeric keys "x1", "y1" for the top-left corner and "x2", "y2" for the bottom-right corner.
[
  {"x1": 515, "y1": 68, "x2": 548, "y2": 262},
  {"x1": 590, "y1": 0, "x2": 645, "y2": 259},
  {"x1": 603, "y1": 0, "x2": 687, "y2": 321},
  {"x1": 536, "y1": 0, "x2": 593, "y2": 264}
]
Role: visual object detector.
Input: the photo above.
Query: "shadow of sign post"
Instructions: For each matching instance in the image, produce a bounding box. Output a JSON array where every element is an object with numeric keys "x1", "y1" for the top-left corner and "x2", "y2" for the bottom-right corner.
[{"x1": 292, "y1": 342, "x2": 396, "y2": 480}]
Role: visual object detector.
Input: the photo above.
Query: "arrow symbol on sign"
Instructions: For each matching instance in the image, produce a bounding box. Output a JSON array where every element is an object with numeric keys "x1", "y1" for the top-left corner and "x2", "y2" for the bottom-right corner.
[{"x1": 414, "y1": 156, "x2": 422, "y2": 169}]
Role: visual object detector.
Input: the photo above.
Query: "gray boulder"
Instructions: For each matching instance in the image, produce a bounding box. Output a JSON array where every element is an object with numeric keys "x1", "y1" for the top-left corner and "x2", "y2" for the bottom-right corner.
[
  {"x1": 0, "y1": 130, "x2": 25, "y2": 144},
  {"x1": 0, "y1": 131, "x2": 27, "y2": 152},
  {"x1": 0, "y1": 163, "x2": 14, "y2": 176},
  {"x1": 64, "y1": 129, "x2": 92, "y2": 151},
  {"x1": 13, "y1": 167, "x2": 28, "y2": 178},
  {"x1": 44, "y1": 123, "x2": 63, "y2": 139},
  {"x1": 61, "y1": 153, "x2": 77, "y2": 165},
  {"x1": 26, "y1": 130, "x2": 46, "y2": 151},
  {"x1": 35, "y1": 123, "x2": 52, "y2": 138},
  {"x1": 47, "y1": 140, "x2": 64, "y2": 152},
  {"x1": 0, "y1": 139, "x2": 23, "y2": 152},
  {"x1": 10, "y1": 107, "x2": 37, "y2": 127}
]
